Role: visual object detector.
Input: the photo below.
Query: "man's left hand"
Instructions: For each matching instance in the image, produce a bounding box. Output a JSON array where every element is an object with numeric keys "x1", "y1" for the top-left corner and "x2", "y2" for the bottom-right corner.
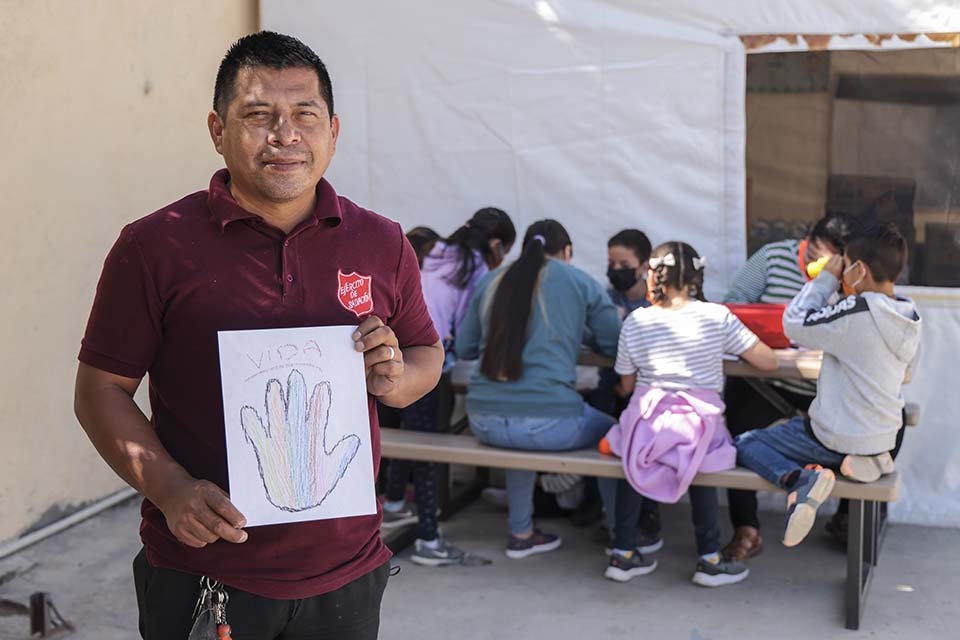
[{"x1": 354, "y1": 316, "x2": 403, "y2": 397}]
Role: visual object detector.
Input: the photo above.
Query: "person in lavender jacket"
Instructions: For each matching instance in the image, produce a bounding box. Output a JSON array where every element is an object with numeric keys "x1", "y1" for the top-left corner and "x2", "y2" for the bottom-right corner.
[{"x1": 381, "y1": 208, "x2": 516, "y2": 566}]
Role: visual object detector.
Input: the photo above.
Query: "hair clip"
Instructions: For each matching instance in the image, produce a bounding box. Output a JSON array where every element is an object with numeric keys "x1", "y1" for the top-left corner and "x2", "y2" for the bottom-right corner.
[
  {"x1": 692, "y1": 256, "x2": 707, "y2": 270},
  {"x1": 532, "y1": 234, "x2": 546, "y2": 245},
  {"x1": 649, "y1": 254, "x2": 676, "y2": 269}
]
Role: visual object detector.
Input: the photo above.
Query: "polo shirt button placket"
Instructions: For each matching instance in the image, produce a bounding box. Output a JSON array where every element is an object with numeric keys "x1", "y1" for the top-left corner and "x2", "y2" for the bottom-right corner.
[{"x1": 280, "y1": 237, "x2": 291, "y2": 299}]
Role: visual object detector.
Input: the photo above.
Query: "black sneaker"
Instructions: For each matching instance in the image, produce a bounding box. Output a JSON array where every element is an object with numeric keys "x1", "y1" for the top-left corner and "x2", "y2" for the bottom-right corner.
[
  {"x1": 410, "y1": 539, "x2": 467, "y2": 567},
  {"x1": 604, "y1": 532, "x2": 664, "y2": 556},
  {"x1": 692, "y1": 557, "x2": 749, "y2": 587},
  {"x1": 604, "y1": 549, "x2": 658, "y2": 582},
  {"x1": 505, "y1": 529, "x2": 562, "y2": 559}
]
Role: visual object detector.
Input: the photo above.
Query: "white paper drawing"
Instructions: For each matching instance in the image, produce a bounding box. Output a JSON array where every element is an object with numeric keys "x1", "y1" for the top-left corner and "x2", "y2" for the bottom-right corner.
[{"x1": 218, "y1": 325, "x2": 376, "y2": 527}]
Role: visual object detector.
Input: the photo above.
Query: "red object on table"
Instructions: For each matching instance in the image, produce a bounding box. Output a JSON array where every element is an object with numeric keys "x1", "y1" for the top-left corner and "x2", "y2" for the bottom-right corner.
[{"x1": 724, "y1": 303, "x2": 791, "y2": 349}]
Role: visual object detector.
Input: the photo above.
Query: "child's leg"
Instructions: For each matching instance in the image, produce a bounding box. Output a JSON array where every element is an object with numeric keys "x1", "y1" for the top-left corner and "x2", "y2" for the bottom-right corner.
[
  {"x1": 401, "y1": 388, "x2": 441, "y2": 541},
  {"x1": 411, "y1": 461, "x2": 439, "y2": 540},
  {"x1": 383, "y1": 459, "x2": 412, "y2": 507},
  {"x1": 378, "y1": 402, "x2": 409, "y2": 505},
  {"x1": 688, "y1": 486, "x2": 721, "y2": 556},
  {"x1": 639, "y1": 498, "x2": 661, "y2": 535},
  {"x1": 734, "y1": 416, "x2": 845, "y2": 486},
  {"x1": 735, "y1": 417, "x2": 844, "y2": 547},
  {"x1": 597, "y1": 477, "x2": 618, "y2": 534},
  {"x1": 689, "y1": 486, "x2": 749, "y2": 586},
  {"x1": 611, "y1": 480, "x2": 645, "y2": 551},
  {"x1": 505, "y1": 469, "x2": 538, "y2": 536},
  {"x1": 603, "y1": 480, "x2": 658, "y2": 582},
  {"x1": 567, "y1": 402, "x2": 616, "y2": 450}
]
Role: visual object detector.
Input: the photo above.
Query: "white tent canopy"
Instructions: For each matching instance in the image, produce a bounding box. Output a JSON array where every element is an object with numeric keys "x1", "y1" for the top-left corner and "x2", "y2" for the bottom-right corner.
[{"x1": 264, "y1": 0, "x2": 960, "y2": 526}]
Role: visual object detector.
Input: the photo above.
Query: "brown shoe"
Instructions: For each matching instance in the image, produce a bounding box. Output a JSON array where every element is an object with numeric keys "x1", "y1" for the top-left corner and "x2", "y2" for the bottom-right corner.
[
  {"x1": 824, "y1": 511, "x2": 849, "y2": 549},
  {"x1": 723, "y1": 526, "x2": 763, "y2": 562}
]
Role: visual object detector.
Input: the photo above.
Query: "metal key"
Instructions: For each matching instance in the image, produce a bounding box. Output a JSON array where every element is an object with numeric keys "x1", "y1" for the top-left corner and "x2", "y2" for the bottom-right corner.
[{"x1": 188, "y1": 578, "x2": 229, "y2": 640}]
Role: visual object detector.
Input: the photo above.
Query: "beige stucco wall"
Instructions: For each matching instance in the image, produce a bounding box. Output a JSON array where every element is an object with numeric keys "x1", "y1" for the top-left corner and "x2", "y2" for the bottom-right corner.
[{"x1": 0, "y1": 0, "x2": 257, "y2": 542}]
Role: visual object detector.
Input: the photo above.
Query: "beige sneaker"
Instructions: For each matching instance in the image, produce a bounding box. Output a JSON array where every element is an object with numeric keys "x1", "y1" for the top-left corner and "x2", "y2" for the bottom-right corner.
[{"x1": 839, "y1": 452, "x2": 895, "y2": 483}]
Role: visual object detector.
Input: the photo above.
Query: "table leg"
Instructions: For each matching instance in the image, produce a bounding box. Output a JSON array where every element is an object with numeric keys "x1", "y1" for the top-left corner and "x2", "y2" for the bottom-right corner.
[{"x1": 846, "y1": 498, "x2": 866, "y2": 630}]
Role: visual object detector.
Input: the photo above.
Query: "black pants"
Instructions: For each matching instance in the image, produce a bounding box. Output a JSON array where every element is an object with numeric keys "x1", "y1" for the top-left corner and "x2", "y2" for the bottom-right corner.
[
  {"x1": 133, "y1": 549, "x2": 389, "y2": 640},
  {"x1": 586, "y1": 368, "x2": 661, "y2": 529},
  {"x1": 383, "y1": 387, "x2": 442, "y2": 540},
  {"x1": 724, "y1": 377, "x2": 814, "y2": 530},
  {"x1": 613, "y1": 481, "x2": 719, "y2": 556}
]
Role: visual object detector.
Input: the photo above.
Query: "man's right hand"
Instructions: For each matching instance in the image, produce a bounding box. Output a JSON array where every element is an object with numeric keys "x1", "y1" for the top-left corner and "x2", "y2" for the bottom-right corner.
[{"x1": 155, "y1": 477, "x2": 248, "y2": 548}]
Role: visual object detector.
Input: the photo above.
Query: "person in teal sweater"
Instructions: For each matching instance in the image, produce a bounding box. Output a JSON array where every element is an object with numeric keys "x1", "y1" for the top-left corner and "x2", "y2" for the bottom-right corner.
[{"x1": 456, "y1": 219, "x2": 621, "y2": 559}]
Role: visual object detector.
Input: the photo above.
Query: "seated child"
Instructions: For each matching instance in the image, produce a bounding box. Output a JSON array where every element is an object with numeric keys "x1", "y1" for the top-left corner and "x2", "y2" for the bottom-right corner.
[
  {"x1": 735, "y1": 223, "x2": 921, "y2": 547},
  {"x1": 406, "y1": 226, "x2": 441, "y2": 267},
  {"x1": 606, "y1": 229, "x2": 653, "y2": 317},
  {"x1": 581, "y1": 230, "x2": 658, "y2": 543},
  {"x1": 602, "y1": 242, "x2": 777, "y2": 587}
]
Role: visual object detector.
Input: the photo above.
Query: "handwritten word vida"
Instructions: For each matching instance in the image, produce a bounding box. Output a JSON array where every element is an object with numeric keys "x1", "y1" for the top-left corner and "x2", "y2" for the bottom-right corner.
[{"x1": 245, "y1": 340, "x2": 323, "y2": 370}]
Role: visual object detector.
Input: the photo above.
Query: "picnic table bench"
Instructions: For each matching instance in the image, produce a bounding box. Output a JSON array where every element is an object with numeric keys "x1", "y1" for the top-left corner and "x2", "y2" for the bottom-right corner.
[{"x1": 381, "y1": 349, "x2": 918, "y2": 630}]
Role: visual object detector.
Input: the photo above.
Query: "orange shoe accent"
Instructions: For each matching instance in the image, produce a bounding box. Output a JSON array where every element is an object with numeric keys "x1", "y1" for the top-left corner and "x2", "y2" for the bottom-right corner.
[
  {"x1": 598, "y1": 437, "x2": 612, "y2": 455},
  {"x1": 804, "y1": 464, "x2": 824, "y2": 471}
]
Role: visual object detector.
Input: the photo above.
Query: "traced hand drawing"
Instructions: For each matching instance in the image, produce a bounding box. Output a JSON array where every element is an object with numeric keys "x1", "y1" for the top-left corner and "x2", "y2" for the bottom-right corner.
[{"x1": 240, "y1": 369, "x2": 361, "y2": 512}]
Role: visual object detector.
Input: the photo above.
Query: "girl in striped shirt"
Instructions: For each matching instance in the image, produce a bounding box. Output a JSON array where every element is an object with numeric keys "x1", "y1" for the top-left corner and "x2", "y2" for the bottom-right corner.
[{"x1": 603, "y1": 242, "x2": 777, "y2": 586}]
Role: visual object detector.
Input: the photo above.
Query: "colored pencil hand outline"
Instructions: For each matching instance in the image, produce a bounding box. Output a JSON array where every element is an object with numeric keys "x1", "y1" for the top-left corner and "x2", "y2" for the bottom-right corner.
[{"x1": 240, "y1": 370, "x2": 361, "y2": 512}]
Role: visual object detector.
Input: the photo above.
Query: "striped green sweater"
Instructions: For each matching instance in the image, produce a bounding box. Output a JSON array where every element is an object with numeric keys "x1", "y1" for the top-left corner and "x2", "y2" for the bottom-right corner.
[{"x1": 725, "y1": 239, "x2": 815, "y2": 396}]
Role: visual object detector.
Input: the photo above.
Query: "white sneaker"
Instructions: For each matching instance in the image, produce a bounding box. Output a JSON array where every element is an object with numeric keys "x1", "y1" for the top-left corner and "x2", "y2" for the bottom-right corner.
[{"x1": 840, "y1": 452, "x2": 895, "y2": 483}]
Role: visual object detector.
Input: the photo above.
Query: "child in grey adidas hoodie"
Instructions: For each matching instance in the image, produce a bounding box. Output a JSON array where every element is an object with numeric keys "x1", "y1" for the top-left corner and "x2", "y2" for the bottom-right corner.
[{"x1": 735, "y1": 223, "x2": 921, "y2": 548}]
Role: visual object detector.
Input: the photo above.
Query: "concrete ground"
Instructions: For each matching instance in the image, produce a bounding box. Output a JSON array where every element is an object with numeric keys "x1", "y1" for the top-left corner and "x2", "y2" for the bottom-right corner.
[{"x1": 0, "y1": 497, "x2": 956, "y2": 640}]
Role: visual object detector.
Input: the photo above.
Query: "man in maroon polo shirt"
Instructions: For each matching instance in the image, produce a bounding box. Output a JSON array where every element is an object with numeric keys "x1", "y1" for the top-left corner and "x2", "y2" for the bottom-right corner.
[{"x1": 74, "y1": 31, "x2": 443, "y2": 639}]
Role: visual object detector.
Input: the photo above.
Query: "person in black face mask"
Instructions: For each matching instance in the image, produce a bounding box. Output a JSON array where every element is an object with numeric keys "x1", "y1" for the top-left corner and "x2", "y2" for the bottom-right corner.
[
  {"x1": 577, "y1": 229, "x2": 661, "y2": 554},
  {"x1": 606, "y1": 229, "x2": 653, "y2": 317}
]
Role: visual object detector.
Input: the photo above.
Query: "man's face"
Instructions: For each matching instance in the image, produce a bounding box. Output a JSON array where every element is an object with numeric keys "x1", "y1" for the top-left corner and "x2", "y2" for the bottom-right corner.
[{"x1": 208, "y1": 66, "x2": 339, "y2": 204}]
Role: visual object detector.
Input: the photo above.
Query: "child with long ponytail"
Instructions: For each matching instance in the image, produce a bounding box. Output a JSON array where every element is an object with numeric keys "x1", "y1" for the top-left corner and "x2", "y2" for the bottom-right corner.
[
  {"x1": 601, "y1": 241, "x2": 778, "y2": 586},
  {"x1": 457, "y1": 219, "x2": 622, "y2": 559}
]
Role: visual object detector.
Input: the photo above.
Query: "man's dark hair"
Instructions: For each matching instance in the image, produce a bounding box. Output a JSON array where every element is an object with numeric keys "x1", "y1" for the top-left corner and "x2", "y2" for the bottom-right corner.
[
  {"x1": 844, "y1": 222, "x2": 907, "y2": 283},
  {"x1": 214, "y1": 31, "x2": 334, "y2": 119},
  {"x1": 608, "y1": 229, "x2": 653, "y2": 263},
  {"x1": 807, "y1": 212, "x2": 853, "y2": 252}
]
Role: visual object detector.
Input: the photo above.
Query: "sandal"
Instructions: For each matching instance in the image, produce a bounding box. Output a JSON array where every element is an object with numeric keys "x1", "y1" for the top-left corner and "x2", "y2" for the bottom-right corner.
[{"x1": 723, "y1": 526, "x2": 764, "y2": 562}]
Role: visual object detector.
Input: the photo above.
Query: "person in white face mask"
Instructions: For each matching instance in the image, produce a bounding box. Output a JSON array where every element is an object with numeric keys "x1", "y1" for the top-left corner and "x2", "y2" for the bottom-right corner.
[{"x1": 735, "y1": 222, "x2": 921, "y2": 549}]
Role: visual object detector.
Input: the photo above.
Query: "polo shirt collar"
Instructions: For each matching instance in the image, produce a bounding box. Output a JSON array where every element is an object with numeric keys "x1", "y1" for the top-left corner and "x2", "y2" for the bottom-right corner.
[{"x1": 207, "y1": 168, "x2": 343, "y2": 231}]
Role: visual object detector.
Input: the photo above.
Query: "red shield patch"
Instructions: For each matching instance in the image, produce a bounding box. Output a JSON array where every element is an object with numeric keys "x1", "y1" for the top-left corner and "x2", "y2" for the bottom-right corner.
[{"x1": 337, "y1": 270, "x2": 374, "y2": 317}]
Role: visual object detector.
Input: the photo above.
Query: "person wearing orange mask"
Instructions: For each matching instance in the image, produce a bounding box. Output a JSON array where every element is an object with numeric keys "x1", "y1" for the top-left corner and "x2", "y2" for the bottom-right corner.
[
  {"x1": 734, "y1": 223, "x2": 921, "y2": 549},
  {"x1": 721, "y1": 213, "x2": 852, "y2": 561}
]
